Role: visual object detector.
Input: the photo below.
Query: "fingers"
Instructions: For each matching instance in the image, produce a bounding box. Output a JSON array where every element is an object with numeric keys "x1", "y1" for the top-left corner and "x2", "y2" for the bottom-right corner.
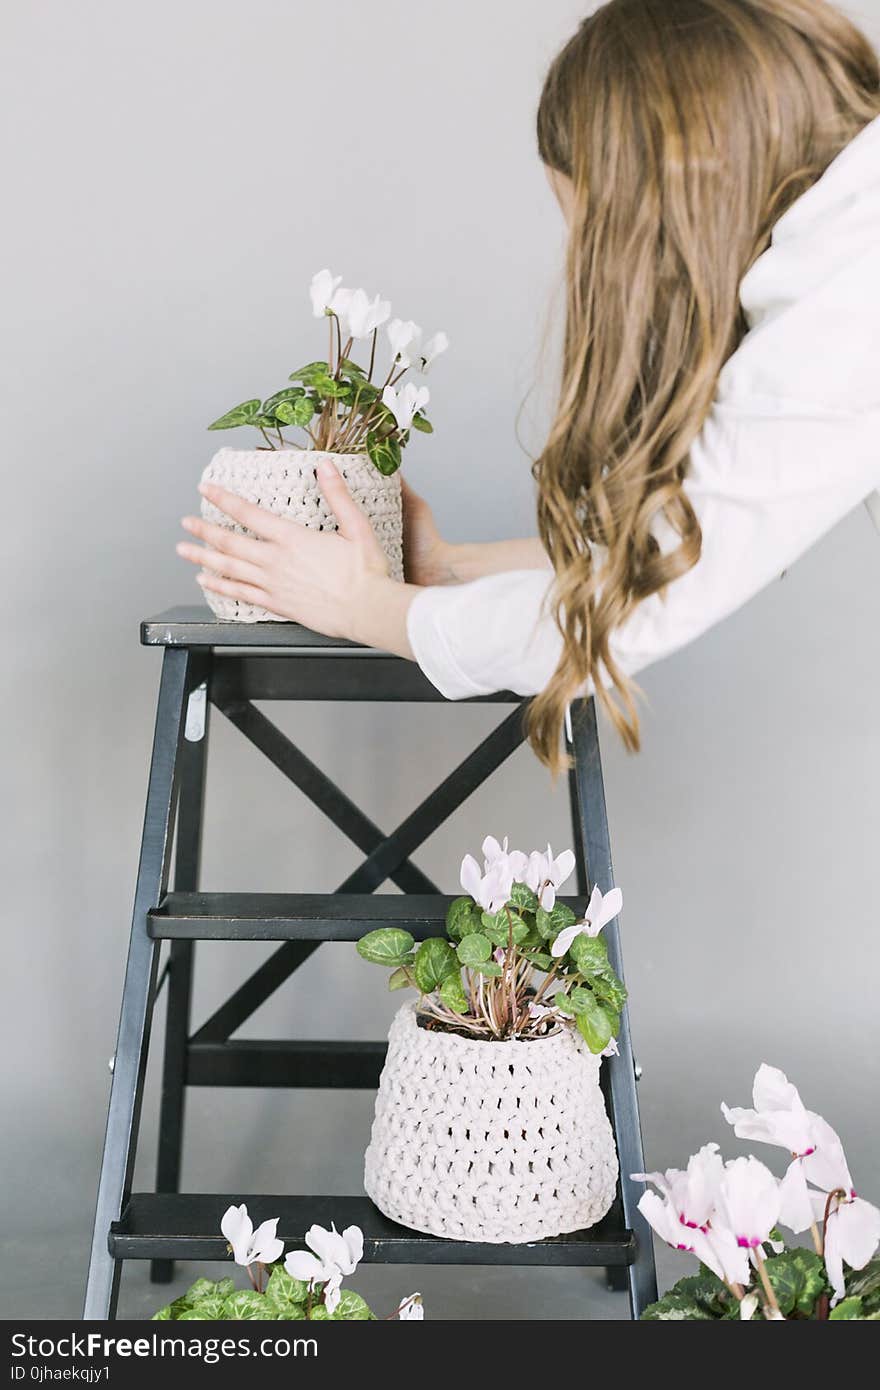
[
  {"x1": 180, "y1": 514, "x2": 268, "y2": 562},
  {"x1": 198, "y1": 482, "x2": 288, "y2": 542},
  {"x1": 195, "y1": 571, "x2": 272, "y2": 607},
  {"x1": 316, "y1": 457, "x2": 374, "y2": 544},
  {"x1": 176, "y1": 540, "x2": 266, "y2": 584}
]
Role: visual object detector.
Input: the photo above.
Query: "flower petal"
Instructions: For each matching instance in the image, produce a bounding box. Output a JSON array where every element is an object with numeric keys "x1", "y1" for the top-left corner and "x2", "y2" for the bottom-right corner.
[
  {"x1": 550, "y1": 922, "x2": 582, "y2": 958},
  {"x1": 284, "y1": 1250, "x2": 327, "y2": 1283}
]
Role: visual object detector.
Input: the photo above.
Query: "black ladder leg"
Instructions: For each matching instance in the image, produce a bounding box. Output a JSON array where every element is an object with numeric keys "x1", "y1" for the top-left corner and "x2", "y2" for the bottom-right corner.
[
  {"x1": 568, "y1": 698, "x2": 658, "y2": 1319},
  {"x1": 567, "y1": 763, "x2": 629, "y2": 1296},
  {"x1": 84, "y1": 648, "x2": 199, "y2": 1318},
  {"x1": 151, "y1": 675, "x2": 210, "y2": 1283}
]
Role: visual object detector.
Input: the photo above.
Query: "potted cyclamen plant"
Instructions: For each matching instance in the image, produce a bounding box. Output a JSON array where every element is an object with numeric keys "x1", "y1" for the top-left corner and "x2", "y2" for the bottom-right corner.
[
  {"x1": 356, "y1": 835, "x2": 626, "y2": 1244},
  {"x1": 152, "y1": 1203, "x2": 424, "y2": 1321},
  {"x1": 200, "y1": 269, "x2": 448, "y2": 621},
  {"x1": 636, "y1": 1065, "x2": 880, "y2": 1320}
]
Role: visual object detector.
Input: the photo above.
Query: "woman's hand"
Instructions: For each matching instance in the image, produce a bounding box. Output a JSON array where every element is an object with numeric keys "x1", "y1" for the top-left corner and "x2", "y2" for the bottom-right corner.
[
  {"x1": 401, "y1": 478, "x2": 456, "y2": 585},
  {"x1": 176, "y1": 457, "x2": 416, "y2": 653}
]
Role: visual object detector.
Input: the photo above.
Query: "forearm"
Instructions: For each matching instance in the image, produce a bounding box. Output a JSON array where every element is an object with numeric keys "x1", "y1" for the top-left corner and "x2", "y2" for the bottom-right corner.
[
  {"x1": 440, "y1": 537, "x2": 551, "y2": 583},
  {"x1": 350, "y1": 572, "x2": 419, "y2": 659}
]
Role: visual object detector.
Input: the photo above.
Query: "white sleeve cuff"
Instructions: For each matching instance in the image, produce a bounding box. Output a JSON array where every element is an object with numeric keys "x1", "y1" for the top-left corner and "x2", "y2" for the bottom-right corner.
[{"x1": 406, "y1": 570, "x2": 562, "y2": 701}]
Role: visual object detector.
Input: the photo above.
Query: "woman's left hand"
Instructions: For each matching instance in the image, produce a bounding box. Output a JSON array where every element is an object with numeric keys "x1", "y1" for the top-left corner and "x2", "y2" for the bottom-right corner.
[{"x1": 176, "y1": 456, "x2": 410, "y2": 645}]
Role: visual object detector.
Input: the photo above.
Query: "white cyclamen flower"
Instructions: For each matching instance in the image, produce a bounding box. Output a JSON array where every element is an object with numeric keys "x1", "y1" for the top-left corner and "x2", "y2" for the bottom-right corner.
[
  {"x1": 398, "y1": 1293, "x2": 424, "y2": 1320},
  {"x1": 337, "y1": 287, "x2": 391, "y2": 339},
  {"x1": 284, "y1": 1221, "x2": 364, "y2": 1307},
  {"x1": 309, "y1": 268, "x2": 343, "y2": 318},
  {"x1": 220, "y1": 1204, "x2": 284, "y2": 1267},
  {"x1": 460, "y1": 852, "x2": 514, "y2": 915},
  {"x1": 715, "y1": 1156, "x2": 782, "y2": 1251},
  {"x1": 382, "y1": 382, "x2": 430, "y2": 430},
  {"x1": 551, "y1": 882, "x2": 622, "y2": 957},
  {"x1": 795, "y1": 1115, "x2": 880, "y2": 1304},
  {"x1": 822, "y1": 1191, "x2": 880, "y2": 1304},
  {"x1": 413, "y1": 330, "x2": 449, "y2": 371},
  {"x1": 633, "y1": 1142, "x2": 724, "y2": 1234},
  {"x1": 302, "y1": 1221, "x2": 363, "y2": 1276},
  {"x1": 386, "y1": 318, "x2": 421, "y2": 366},
  {"x1": 521, "y1": 843, "x2": 576, "y2": 911},
  {"x1": 739, "y1": 1291, "x2": 760, "y2": 1320},
  {"x1": 635, "y1": 1188, "x2": 749, "y2": 1287},
  {"x1": 721, "y1": 1064, "x2": 820, "y2": 1158}
]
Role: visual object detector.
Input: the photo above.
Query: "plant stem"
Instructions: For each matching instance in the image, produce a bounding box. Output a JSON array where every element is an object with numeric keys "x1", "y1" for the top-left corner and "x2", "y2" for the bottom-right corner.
[
  {"x1": 753, "y1": 1249, "x2": 781, "y2": 1316},
  {"x1": 368, "y1": 327, "x2": 377, "y2": 380},
  {"x1": 259, "y1": 426, "x2": 275, "y2": 449},
  {"x1": 810, "y1": 1221, "x2": 823, "y2": 1257}
]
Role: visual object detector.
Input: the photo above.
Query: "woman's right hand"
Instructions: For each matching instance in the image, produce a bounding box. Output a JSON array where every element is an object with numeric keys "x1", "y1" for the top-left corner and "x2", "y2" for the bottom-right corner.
[{"x1": 401, "y1": 478, "x2": 457, "y2": 586}]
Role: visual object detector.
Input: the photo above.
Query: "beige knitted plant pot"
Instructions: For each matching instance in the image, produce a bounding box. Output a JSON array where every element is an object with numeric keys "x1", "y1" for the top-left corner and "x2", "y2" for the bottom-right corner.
[
  {"x1": 199, "y1": 447, "x2": 404, "y2": 622},
  {"x1": 364, "y1": 1001, "x2": 618, "y2": 1244}
]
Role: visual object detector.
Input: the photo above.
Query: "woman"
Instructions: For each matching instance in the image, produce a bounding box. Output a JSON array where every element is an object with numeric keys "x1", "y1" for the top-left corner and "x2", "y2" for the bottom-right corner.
[{"x1": 177, "y1": 0, "x2": 880, "y2": 772}]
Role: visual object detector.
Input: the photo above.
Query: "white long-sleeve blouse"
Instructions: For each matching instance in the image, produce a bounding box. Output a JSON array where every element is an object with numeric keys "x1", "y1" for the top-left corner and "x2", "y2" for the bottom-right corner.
[{"x1": 406, "y1": 116, "x2": 880, "y2": 701}]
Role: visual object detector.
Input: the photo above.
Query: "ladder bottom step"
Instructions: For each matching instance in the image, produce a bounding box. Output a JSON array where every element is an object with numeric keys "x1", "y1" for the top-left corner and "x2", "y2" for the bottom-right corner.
[{"x1": 111, "y1": 1194, "x2": 635, "y2": 1266}]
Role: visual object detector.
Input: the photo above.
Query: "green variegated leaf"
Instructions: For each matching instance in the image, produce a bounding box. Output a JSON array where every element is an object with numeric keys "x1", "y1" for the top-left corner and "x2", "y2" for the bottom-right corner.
[
  {"x1": 330, "y1": 1290, "x2": 374, "y2": 1320},
  {"x1": 388, "y1": 964, "x2": 414, "y2": 991},
  {"x1": 845, "y1": 1253, "x2": 880, "y2": 1311},
  {"x1": 265, "y1": 1265, "x2": 309, "y2": 1310},
  {"x1": 445, "y1": 895, "x2": 484, "y2": 940},
  {"x1": 222, "y1": 1291, "x2": 275, "y2": 1320},
  {"x1": 207, "y1": 399, "x2": 261, "y2": 431},
  {"x1": 410, "y1": 413, "x2": 433, "y2": 433},
  {"x1": 641, "y1": 1293, "x2": 714, "y2": 1320},
  {"x1": 261, "y1": 386, "x2": 305, "y2": 415},
  {"x1": 575, "y1": 993, "x2": 617, "y2": 1053},
  {"x1": 356, "y1": 928, "x2": 416, "y2": 967},
  {"x1": 829, "y1": 1297, "x2": 863, "y2": 1319},
  {"x1": 509, "y1": 882, "x2": 539, "y2": 913},
  {"x1": 413, "y1": 937, "x2": 458, "y2": 993},
  {"x1": 439, "y1": 972, "x2": 468, "y2": 1013},
  {"x1": 289, "y1": 361, "x2": 331, "y2": 383},
  {"x1": 472, "y1": 961, "x2": 503, "y2": 978},
  {"x1": 180, "y1": 1297, "x2": 231, "y2": 1320},
  {"x1": 763, "y1": 1249, "x2": 829, "y2": 1318},
  {"x1": 366, "y1": 430, "x2": 402, "y2": 476},
  {"x1": 569, "y1": 934, "x2": 609, "y2": 973},
  {"x1": 481, "y1": 909, "x2": 529, "y2": 947},
  {"x1": 536, "y1": 901, "x2": 576, "y2": 942},
  {"x1": 521, "y1": 950, "x2": 553, "y2": 970},
  {"x1": 185, "y1": 1279, "x2": 217, "y2": 1302},
  {"x1": 456, "y1": 933, "x2": 492, "y2": 966}
]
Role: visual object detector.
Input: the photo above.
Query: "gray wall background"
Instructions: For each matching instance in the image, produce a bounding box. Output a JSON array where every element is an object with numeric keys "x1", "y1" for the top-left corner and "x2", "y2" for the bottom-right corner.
[{"x1": 2, "y1": 0, "x2": 878, "y2": 1320}]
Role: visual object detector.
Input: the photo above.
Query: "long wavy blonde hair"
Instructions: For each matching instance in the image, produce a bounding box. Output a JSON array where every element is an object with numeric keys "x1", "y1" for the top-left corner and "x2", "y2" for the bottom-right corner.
[{"x1": 530, "y1": 0, "x2": 880, "y2": 771}]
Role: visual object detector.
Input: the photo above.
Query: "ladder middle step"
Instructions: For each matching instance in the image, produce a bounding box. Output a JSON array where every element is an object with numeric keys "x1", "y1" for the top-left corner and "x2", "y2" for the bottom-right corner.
[{"x1": 149, "y1": 892, "x2": 585, "y2": 941}]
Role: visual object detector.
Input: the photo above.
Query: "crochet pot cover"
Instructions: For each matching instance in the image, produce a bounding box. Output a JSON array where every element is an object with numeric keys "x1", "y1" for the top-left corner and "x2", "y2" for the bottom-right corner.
[
  {"x1": 364, "y1": 1002, "x2": 618, "y2": 1244},
  {"x1": 199, "y1": 447, "x2": 404, "y2": 621}
]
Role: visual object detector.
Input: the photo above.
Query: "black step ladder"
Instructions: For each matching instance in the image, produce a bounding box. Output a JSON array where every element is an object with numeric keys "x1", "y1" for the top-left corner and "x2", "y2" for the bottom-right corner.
[{"x1": 84, "y1": 607, "x2": 657, "y2": 1320}]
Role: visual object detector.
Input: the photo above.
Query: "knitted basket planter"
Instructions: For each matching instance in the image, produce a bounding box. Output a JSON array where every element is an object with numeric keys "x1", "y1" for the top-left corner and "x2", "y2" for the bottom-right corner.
[
  {"x1": 364, "y1": 1001, "x2": 618, "y2": 1244},
  {"x1": 199, "y1": 447, "x2": 404, "y2": 622}
]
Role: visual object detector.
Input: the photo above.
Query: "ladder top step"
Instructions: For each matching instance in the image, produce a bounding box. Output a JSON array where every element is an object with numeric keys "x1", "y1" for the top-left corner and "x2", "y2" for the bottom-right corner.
[
  {"x1": 142, "y1": 607, "x2": 362, "y2": 649},
  {"x1": 149, "y1": 893, "x2": 587, "y2": 941},
  {"x1": 111, "y1": 1193, "x2": 634, "y2": 1267}
]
